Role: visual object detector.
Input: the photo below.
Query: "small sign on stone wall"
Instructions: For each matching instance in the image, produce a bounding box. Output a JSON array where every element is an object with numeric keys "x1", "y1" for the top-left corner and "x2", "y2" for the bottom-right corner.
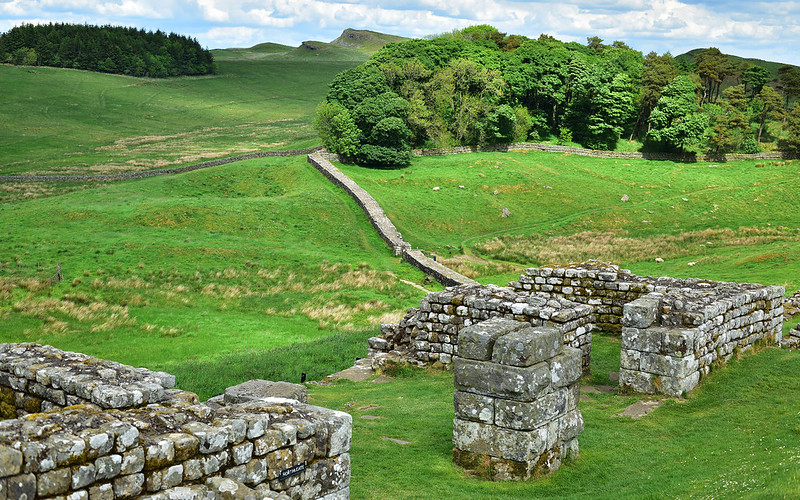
[{"x1": 279, "y1": 461, "x2": 308, "y2": 480}]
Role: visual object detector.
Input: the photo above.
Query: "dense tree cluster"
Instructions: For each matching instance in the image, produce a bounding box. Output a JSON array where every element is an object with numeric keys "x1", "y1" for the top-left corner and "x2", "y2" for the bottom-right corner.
[
  {"x1": 316, "y1": 25, "x2": 800, "y2": 167},
  {"x1": 0, "y1": 23, "x2": 216, "y2": 77}
]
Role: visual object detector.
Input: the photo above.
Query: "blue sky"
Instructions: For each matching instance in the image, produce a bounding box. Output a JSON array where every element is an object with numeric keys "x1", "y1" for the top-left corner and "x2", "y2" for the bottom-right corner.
[{"x1": 2, "y1": 0, "x2": 799, "y2": 65}]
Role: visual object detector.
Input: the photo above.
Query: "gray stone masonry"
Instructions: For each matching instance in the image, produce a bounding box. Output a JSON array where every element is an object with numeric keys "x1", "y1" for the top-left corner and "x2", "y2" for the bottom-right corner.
[
  {"x1": 307, "y1": 152, "x2": 477, "y2": 287},
  {"x1": 369, "y1": 284, "x2": 593, "y2": 371},
  {"x1": 452, "y1": 318, "x2": 583, "y2": 481},
  {"x1": 785, "y1": 323, "x2": 800, "y2": 348},
  {"x1": 0, "y1": 344, "x2": 351, "y2": 499},
  {"x1": 620, "y1": 285, "x2": 784, "y2": 396}
]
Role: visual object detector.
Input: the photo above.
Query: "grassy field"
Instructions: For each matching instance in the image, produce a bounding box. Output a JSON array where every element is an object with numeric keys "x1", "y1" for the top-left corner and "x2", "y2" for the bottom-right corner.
[
  {"x1": 0, "y1": 156, "x2": 431, "y2": 396},
  {"x1": 3, "y1": 38, "x2": 800, "y2": 499},
  {"x1": 337, "y1": 152, "x2": 800, "y2": 290},
  {"x1": 0, "y1": 45, "x2": 366, "y2": 177},
  {"x1": 310, "y1": 335, "x2": 800, "y2": 499}
]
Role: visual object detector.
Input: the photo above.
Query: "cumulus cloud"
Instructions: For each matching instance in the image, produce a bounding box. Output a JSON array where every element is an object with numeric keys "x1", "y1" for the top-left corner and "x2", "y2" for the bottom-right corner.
[{"x1": 0, "y1": 0, "x2": 798, "y2": 64}]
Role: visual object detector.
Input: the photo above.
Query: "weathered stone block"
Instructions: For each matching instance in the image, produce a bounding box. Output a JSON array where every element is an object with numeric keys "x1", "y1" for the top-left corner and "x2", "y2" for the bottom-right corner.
[
  {"x1": 623, "y1": 294, "x2": 662, "y2": 328},
  {"x1": 0, "y1": 446, "x2": 22, "y2": 478},
  {"x1": 640, "y1": 353, "x2": 698, "y2": 379},
  {"x1": 494, "y1": 387, "x2": 571, "y2": 431},
  {"x1": 457, "y1": 317, "x2": 526, "y2": 361},
  {"x1": 491, "y1": 327, "x2": 561, "y2": 367},
  {"x1": 38, "y1": 467, "x2": 71, "y2": 496},
  {"x1": 224, "y1": 380, "x2": 308, "y2": 405},
  {"x1": 622, "y1": 327, "x2": 663, "y2": 353},
  {"x1": 548, "y1": 348, "x2": 582, "y2": 388},
  {"x1": 454, "y1": 358, "x2": 551, "y2": 401},
  {"x1": 452, "y1": 419, "x2": 545, "y2": 462},
  {"x1": 453, "y1": 391, "x2": 494, "y2": 423}
]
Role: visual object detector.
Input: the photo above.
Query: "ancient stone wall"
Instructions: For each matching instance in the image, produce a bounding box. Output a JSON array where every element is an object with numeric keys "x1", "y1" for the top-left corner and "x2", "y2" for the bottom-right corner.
[
  {"x1": 370, "y1": 284, "x2": 593, "y2": 370},
  {"x1": 620, "y1": 284, "x2": 784, "y2": 396},
  {"x1": 412, "y1": 142, "x2": 798, "y2": 162},
  {"x1": 0, "y1": 343, "x2": 351, "y2": 500},
  {"x1": 307, "y1": 152, "x2": 476, "y2": 287},
  {"x1": 452, "y1": 318, "x2": 583, "y2": 481}
]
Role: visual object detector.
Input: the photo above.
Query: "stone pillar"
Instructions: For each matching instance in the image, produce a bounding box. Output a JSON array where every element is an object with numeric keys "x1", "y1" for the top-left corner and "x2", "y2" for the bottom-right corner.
[
  {"x1": 619, "y1": 293, "x2": 700, "y2": 397},
  {"x1": 452, "y1": 317, "x2": 583, "y2": 481}
]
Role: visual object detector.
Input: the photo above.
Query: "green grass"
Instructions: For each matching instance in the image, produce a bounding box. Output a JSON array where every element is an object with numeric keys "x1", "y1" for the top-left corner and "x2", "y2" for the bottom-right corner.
[
  {"x1": 0, "y1": 45, "x2": 366, "y2": 177},
  {"x1": 337, "y1": 152, "x2": 800, "y2": 290},
  {"x1": 309, "y1": 335, "x2": 800, "y2": 499},
  {"x1": 0, "y1": 156, "x2": 431, "y2": 383}
]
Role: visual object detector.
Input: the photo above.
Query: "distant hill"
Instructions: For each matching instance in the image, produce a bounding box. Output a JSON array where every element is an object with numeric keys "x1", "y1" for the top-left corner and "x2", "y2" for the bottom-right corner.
[
  {"x1": 676, "y1": 48, "x2": 799, "y2": 80},
  {"x1": 212, "y1": 40, "x2": 369, "y2": 63},
  {"x1": 330, "y1": 29, "x2": 409, "y2": 55}
]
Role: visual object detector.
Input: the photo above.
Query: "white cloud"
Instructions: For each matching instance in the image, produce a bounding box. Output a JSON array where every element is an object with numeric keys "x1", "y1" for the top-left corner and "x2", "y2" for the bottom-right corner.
[{"x1": 0, "y1": 0, "x2": 798, "y2": 65}]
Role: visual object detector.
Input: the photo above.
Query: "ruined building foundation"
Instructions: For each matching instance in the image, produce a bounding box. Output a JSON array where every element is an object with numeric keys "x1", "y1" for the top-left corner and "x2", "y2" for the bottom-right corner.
[{"x1": 0, "y1": 343, "x2": 351, "y2": 499}]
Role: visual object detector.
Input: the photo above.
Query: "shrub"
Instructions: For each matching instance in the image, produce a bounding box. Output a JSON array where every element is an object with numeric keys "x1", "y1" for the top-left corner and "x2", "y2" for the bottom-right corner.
[{"x1": 742, "y1": 137, "x2": 761, "y2": 154}]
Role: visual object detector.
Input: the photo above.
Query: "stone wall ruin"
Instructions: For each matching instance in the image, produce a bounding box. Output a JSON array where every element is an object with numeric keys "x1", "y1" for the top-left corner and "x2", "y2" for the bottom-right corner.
[
  {"x1": 452, "y1": 318, "x2": 583, "y2": 480},
  {"x1": 0, "y1": 343, "x2": 351, "y2": 500},
  {"x1": 372, "y1": 262, "x2": 784, "y2": 397},
  {"x1": 371, "y1": 284, "x2": 593, "y2": 371}
]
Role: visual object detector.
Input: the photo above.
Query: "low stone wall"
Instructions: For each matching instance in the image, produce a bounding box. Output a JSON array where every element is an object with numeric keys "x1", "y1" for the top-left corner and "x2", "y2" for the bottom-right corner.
[
  {"x1": 413, "y1": 142, "x2": 798, "y2": 162},
  {"x1": 0, "y1": 147, "x2": 325, "y2": 183},
  {"x1": 510, "y1": 262, "x2": 784, "y2": 334},
  {"x1": 370, "y1": 284, "x2": 593, "y2": 370},
  {"x1": 620, "y1": 284, "x2": 784, "y2": 396},
  {"x1": 785, "y1": 323, "x2": 800, "y2": 348},
  {"x1": 307, "y1": 152, "x2": 476, "y2": 287},
  {"x1": 452, "y1": 318, "x2": 583, "y2": 481},
  {"x1": 0, "y1": 344, "x2": 351, "y2": 500}
]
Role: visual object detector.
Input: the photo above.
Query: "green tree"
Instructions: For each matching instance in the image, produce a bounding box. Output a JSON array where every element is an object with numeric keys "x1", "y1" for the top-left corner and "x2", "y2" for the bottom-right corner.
[
  {"x1": 778, "y1": 104, "x2": 800, "y2": 152},
  {"x1": 742, "y1": 66, "x2": 772, "y2": 97},
  {"x1": 754, "y1": 85, "x2": 785, "y2": 142},
  {"x1": 647, "y1": 75, "x2": 708, "y2": 152},
  {"x1": 313, "y1": 102, "x2": 361, "y2": 157},
  {"x1": 778, "y1": 65, "x2": 800, "y2": 109},
  {"x1": 695, "y1": 48, "x2": 726, "y2": 104},
  {"x1": 630, "y1": 51, "x2": 678, "y2": 139}
]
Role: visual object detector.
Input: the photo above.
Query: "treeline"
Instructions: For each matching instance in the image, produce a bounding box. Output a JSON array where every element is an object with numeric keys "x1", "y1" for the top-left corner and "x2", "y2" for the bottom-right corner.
[
  {"x1": 315, "y1": 25, "x2": 800, "y2": 168},
  {"x1": 0, "y1": 23, "x2": 216, "y2": 78}
]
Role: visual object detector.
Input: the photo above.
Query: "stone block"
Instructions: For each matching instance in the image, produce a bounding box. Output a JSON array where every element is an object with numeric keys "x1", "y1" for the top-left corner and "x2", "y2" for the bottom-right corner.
[
  {"x1": 454, "y1": 358, "x2": 551, "y2": 401},
  {"x1": 622, "y1": 327, "x2": 663, "y2": 353},
  {"x1": 95, "y1": 454, "x2": 122, "y2": 481},
  {"x1": 453, "y1": 391, "x2": 495, "y2": 423},
  {"x1": 457, "y1": 317, "x2": 526, "y2": 361},
  {"x1": 452, "y1": 419, "x2": 545, "y2": 462},
  {"x1": 491, "y1": 327, "x2": 562, "y2": 367},
  {"x1": 494, "y1": 387, "x2": 571, "y2": 431},
  {"x1": 662, "y1": 328, "x2": 699, "y2": 357},
  {"x1": 224, "y1": 380, "x2": 308, "y2": 405},
  {"x1": 113, "y1": 473, "x2": 144, "y2": 499},
  {"x1": 0, "y1": 446, "x2": 22, "y2": 478},
  {"x1": 7, "y1": 474, "x2": 36, "y2": 500},
  {"x1": 619, "y1": 369, "x2": 656, "y2": 394},
  {"x1": 548, "y1": 348, "x2": 582, "y2": 387},
  {"x1": 38, "y1": 467, "x2": 71, "y2": 496},
  {"x1": 640, "y1": 353, "x2": 698, "y2": 379},
  {"x1": 623, "y1": 295, "x2": 662, "y2": 328}
]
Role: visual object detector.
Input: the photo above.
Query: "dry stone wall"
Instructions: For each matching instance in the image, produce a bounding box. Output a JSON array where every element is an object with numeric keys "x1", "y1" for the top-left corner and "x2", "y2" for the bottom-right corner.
[
  {"x1": 307, "y1": 152, "x2": 476, "y2": 287},
  {"x1": 412, "y1": 142, "x2": 798, "y2": 162},
  {"x1": 0, "y1": 343, "x2": 351, "y2": 500},
  {"x1": 452, "y1": 318, "x2": 583, "y2": 480},
  {"x1": 370, "y1": 284, "x2": 593, "y2": 370},
  {"x1": 620, "y1": 284, "x2": 784, "y2": 396}
]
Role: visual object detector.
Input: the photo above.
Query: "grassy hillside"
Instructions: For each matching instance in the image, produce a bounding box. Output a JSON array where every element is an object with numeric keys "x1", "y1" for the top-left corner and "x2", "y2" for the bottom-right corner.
[
  {"x1": 330, "y1": 28, "x2": 410, "y2": 54},
  {"x1": 0, "y1": 156, "x2": 430, "y2": 394},
  {"x1": 337, "y1": 152, "x2": 800, "y2": 290},
  {"x1": 0, "y1": 43, "x2": 367, "y2": 177},
  {"x1": 676, "y1": 48, "x2": 798, "y2": 79}
]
